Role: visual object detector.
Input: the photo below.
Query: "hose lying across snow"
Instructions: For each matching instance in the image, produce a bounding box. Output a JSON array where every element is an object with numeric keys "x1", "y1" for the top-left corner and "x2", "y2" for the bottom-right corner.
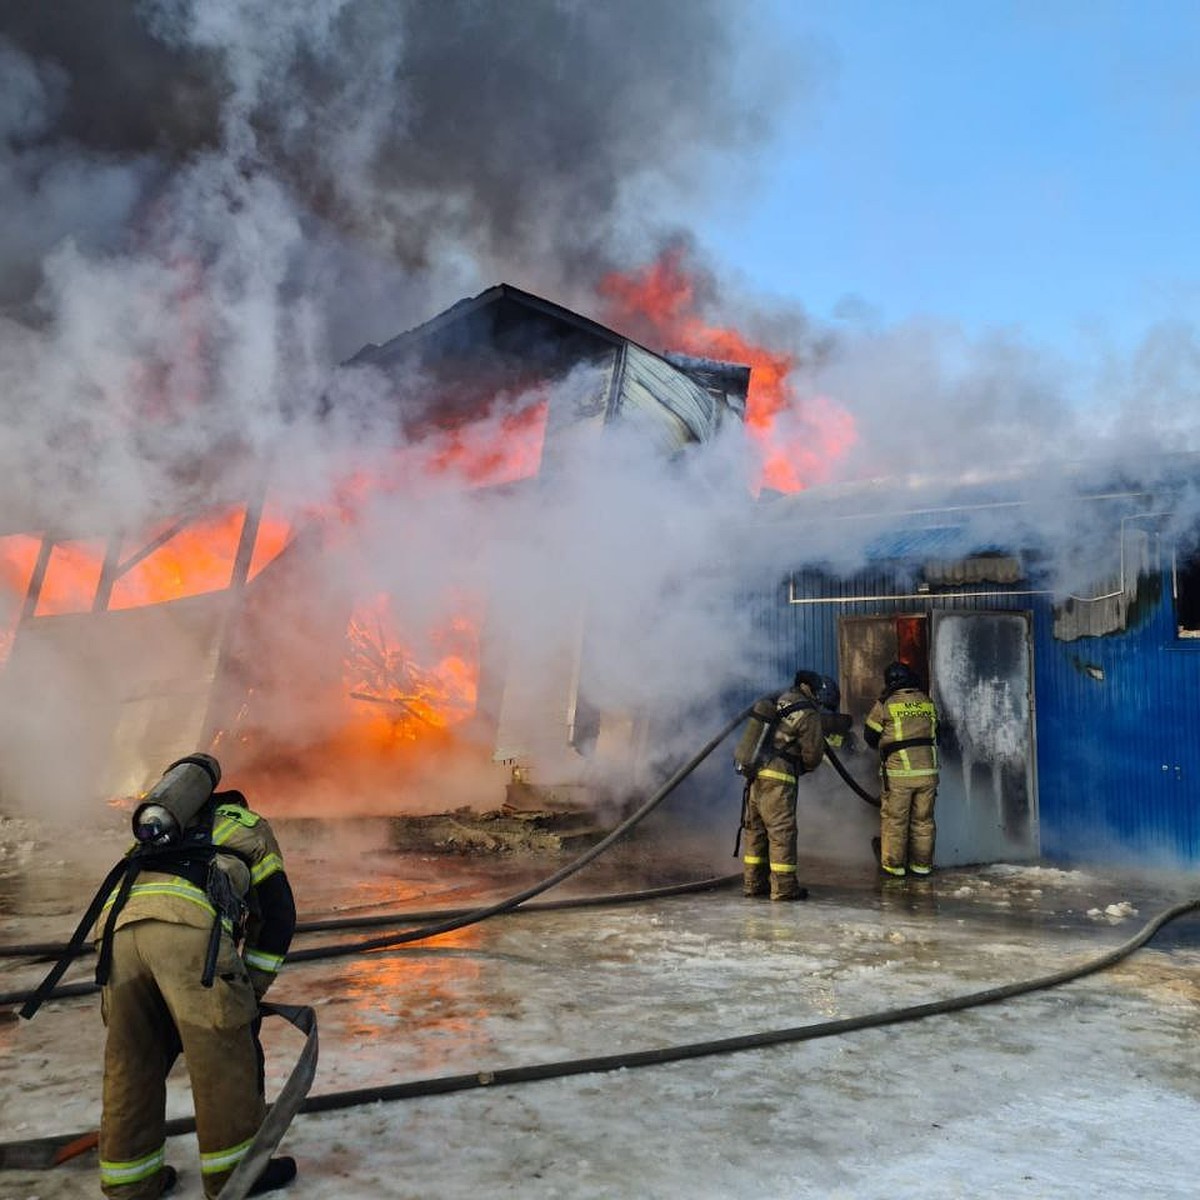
[
  {"x1": 0, "y1": 704, "x2": 757, "y2": 1011},
  {"x1": 0, "y1": 876, "x2": 742, "y2": 995},
  {"x1": 4, "y1": 893, "x2": 1197, "y2": 1171},
  {"x1": 235, "y1": 891, "x2": 1200, "y2": 1106},
  {"x1": 4, "y1": 701, "x2": 1197, "y2": 1172}
]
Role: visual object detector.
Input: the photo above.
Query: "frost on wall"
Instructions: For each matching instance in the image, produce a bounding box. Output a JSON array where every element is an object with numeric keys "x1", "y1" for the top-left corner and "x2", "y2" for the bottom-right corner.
[{"x1": 933, "y1": 612, "x2": 1036, "y2": 860}]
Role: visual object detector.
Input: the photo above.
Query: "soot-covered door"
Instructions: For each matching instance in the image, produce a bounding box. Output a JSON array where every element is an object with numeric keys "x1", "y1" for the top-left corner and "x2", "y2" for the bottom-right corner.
[{"x1": 930, "y1": 610, "x2": 1038, "y2": 865}]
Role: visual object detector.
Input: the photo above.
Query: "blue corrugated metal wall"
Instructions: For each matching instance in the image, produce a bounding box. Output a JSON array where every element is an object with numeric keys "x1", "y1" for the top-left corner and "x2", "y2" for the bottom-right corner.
[
  {"x1": 754, "y1": 567, "x2": 1200, "y2": 868},
  {"x1": 1032, "y1": 574, "x2": 1200, "y2": 865}
]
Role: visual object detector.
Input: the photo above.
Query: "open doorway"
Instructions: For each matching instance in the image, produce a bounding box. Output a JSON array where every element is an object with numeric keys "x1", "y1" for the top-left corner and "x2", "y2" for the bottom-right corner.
[{"x1": 838, "y1": 610, "x2": 1039, "y2": 866}]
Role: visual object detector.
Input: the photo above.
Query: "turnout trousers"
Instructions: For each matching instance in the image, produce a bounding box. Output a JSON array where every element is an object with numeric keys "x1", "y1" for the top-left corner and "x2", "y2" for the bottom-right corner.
[
  {"x1": 742, "y1": 774, "x2": 803, "y2": 899},
  {"x1": 879, "y1": 776, "x2": 937, "y2": 872},
  {"x1": 99, "y1": 919, "x2": 265, "y2": 1199}
]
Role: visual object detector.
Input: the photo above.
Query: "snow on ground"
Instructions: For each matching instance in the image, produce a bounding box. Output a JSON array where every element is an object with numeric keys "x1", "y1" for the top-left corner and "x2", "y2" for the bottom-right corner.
[{"x1": 2, "y1": 817, "x2": 1199, "y2": 1200}]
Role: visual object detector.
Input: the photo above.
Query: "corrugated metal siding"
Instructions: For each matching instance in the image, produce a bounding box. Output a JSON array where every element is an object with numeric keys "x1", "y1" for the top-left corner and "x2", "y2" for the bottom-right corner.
[
  {"x1": 618, "y1": 344, "x2": 720, "y2": 444},
  {"x1": 1032, "y1": 572, "x2": 1200, "y2": 866},
  {"x1": 748, "y1": 566, "x2": 1200, "y2": 867},
  {"x1": 862, "y1": 525, "x2": 978, "y2": 560}
]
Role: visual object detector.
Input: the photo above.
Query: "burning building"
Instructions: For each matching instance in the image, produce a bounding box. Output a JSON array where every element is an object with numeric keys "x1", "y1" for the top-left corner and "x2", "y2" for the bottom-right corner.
[{"x1": 0, "y1": 284, "x2": 750, "y2": 820}]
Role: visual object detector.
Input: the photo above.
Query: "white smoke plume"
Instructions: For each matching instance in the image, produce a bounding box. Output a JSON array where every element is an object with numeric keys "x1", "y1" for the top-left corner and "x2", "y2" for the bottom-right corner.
[
  {"x1": 0, "y1": 0, "x2": 1197, "y2": 844},
  {"x1": 0, "y1": 0, "x2": 802, "y2": 822}
]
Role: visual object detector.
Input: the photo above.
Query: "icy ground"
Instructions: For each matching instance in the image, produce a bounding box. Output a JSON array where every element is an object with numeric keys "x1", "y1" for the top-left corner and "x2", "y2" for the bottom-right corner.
[{"x1": 2, "y1": 816, "x2": 1199, "y2": 1200}]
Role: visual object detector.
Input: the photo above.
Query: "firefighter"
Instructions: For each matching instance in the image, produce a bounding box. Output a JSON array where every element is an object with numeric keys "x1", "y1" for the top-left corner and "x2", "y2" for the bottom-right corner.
[
  {"x1": 93, "y1": 765, "x2": 298, "y2": 1199},
  {"x1": 864, "y1": 661, "x2": 940, "y2": 878},
  {"x1": 741, "y1": 670, "x2": 828, "y2": 900}
]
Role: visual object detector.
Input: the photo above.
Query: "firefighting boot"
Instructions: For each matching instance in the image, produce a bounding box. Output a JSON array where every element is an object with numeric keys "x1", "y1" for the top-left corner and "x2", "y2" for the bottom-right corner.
[
  {"x1": 873, "y1": 837, "x2": 905, "y2": 877},
  {"x1": 770, "y1": 871, "x2": 808, "y2": 901},
  {"x1": 159, "y1": 1166, "x2": 178, "y2": 1197},
  {"x1": 248, "y1": 1157, "x2": 297, "y2": 1195},
  {"x1": 743, "y1": 866, "x2": 769, "y2": 898}
]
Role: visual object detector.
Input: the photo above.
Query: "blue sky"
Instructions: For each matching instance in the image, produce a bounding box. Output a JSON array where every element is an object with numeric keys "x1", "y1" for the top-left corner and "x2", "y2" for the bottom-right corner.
[{"x1": 700, "y1": 0, "x2": 1200, "y2": 364}]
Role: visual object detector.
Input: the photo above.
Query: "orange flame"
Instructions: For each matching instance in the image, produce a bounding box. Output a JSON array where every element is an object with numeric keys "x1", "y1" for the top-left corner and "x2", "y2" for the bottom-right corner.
[
  {"x1": 38, "y1": 539, "x2": 105, "y2": 616},
  {"x1": 344, "y1": 593, "x2": 479, "y2": 747},
  {"x1": 598, "y1": 246, "x2": 857, "y2": 493},
  {"x1": 109, "y1": 507, "x2": 246, "y2": 610},
  {"x1": 0, "y1": 506, "x2": 295, "y2": 621},
  {"x1": 320, "y1": 398, "x2": 549, "y2": 747},
  {"x1": 0, "y1": 534, "x2": 41, "y2": 665},
  {"x1": 316, "y1": 397, "x2": 547, "y2": 536},
  {"x1": 417, "y1": 397, "x2": 548, "y2": 488},
  {"x1": 249, "y1": 499, "x2": 294, "y2": 582}
]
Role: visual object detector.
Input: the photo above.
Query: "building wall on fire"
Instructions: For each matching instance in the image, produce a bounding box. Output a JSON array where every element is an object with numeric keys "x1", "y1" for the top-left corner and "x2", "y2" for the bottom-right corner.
[
  {"x1": 0, "y1": 285, "x2": 750, "y2": 817},
  {"x1": 352, "y1": 284, "x2": 750, "y2": 801},
  {"x1": 744, "y1": 489, "x2": 1200, "y2": 870}
]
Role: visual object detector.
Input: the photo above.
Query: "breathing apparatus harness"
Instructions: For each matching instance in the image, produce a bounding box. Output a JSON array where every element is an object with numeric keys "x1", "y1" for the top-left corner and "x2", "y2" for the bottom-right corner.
[
  {"x1": 733, "y1": 677, "x2": 851, "y2": 857},
  {"x1": 867, "y1": 680, "x2": 937, "y2": 778},
  {"x1": 736, "y1": 696, "x2": 818, "y2": 779},
  {"x1": 20, "y1": 754, "x2": 246, "y2": 1020},
  {"x1": 11, "y1": 754, "x2": 316, "y2": 1198}
]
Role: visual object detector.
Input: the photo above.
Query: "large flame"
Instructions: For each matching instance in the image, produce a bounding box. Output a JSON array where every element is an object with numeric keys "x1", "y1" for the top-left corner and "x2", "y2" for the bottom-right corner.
[
  {"x1": 0, "y1": 391, "x2": 549, "y2": 787},
  {"x1": 414, "y1": 396, "x2": 548, "y2": 489},
  {"x1": 277, "y1": 398, "x2": 548, "y2": 757},
  {"x1": 2, "y1": 505, "x2": 294, "y2": 622},
  {"x1": 344, "y1": 593, "x2": 479, "y2": 744},
  {"x1": 0, "y1": 266, "x2": 831, "y2": 802},
  {"x1": 109, "y1": 507, "x2": 252, "y2": 610},
  {"x1": 598, "y1": 246, "x2": 857, "y2": 493}
]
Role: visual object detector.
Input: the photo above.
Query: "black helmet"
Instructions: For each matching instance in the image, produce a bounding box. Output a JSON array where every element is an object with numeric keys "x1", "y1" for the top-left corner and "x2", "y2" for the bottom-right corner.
[
  {"x1": 815, "y1": 675, "x2": 840, "y2": 711},
  {"x1": 793, "y1": 668, "x2": 823, "y2": 692},
  {"x1": 884, "y1": 661, "x2": 919, "y2": 690}
]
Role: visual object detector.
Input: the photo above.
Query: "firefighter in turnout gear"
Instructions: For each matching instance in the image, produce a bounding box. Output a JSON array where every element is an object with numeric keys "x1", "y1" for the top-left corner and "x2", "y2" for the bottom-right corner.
[
  {"x1": 864, "y1": 662, "x2": 940, "y2": 878},
  {"x1": 92, "y1": 756, "x2": 298, "y2": 1199},
  {"x1": 739, "y1": 672, "x2": 828, "y2": 900}
]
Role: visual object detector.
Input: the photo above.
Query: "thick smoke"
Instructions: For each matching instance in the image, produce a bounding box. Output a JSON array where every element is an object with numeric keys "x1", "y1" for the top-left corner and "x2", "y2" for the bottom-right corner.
[
  {"x1": 0, "y1": 0, "x2": 794, "y2": 351},
  {"x1": 0, "y1": 0, "x2": 804, "y2": 820},
  {"x1": 1, "y1": 0, "x2": 1195, "y2": 856}
]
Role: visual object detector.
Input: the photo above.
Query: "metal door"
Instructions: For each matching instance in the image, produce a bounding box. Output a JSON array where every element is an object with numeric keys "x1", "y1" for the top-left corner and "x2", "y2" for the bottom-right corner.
[{"x1": 930, "y1": 611, "x2": 1039, "y2": 865}]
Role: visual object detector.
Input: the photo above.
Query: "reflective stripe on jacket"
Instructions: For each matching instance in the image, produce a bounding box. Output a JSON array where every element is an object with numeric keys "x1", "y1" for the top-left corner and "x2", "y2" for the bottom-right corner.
[
  {"x1": 865, "y1": 687, "x2": 939, "y2": 778},
  {"x1": 91, "y1": 802, "x2": 294, "y2": 982}
]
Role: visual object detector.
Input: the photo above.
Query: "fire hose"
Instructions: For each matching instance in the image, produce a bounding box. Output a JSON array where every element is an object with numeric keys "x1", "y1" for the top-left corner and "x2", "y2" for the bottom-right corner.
[
  {"x1": 822, "y1": 739, "x2": 882, "y2": 808},
  {"x1": 0, "y1": 703, "x2": 758, "y2": 1174},
  {"x1": 0, "y1": 876, "x2": 741, "y2": 986},
  {"x1": 4, "y1": 893, "x2": 1197, "y2": 1173},
  {"x1": 0, "y1": 702, "x2": 758, "y2": 1010},
  {"x1": 10, "y1": 702, "x2": 1188, "y2": 1180}
]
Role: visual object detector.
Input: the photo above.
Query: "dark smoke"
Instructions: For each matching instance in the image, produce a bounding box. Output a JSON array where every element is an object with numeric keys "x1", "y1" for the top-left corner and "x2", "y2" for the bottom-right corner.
[
  {"x1": 1, "y1": 0, "x2": 797, "y2": 340},
  {"x1": 0, "y1": 0, "x2": 818, "y2": 816}
]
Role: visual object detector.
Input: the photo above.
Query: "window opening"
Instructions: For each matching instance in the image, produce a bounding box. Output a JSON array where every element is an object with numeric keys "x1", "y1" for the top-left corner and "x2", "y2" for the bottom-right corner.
[{"x1": 1175, "y1": 546, "x2": 1200, "y2": 638}]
